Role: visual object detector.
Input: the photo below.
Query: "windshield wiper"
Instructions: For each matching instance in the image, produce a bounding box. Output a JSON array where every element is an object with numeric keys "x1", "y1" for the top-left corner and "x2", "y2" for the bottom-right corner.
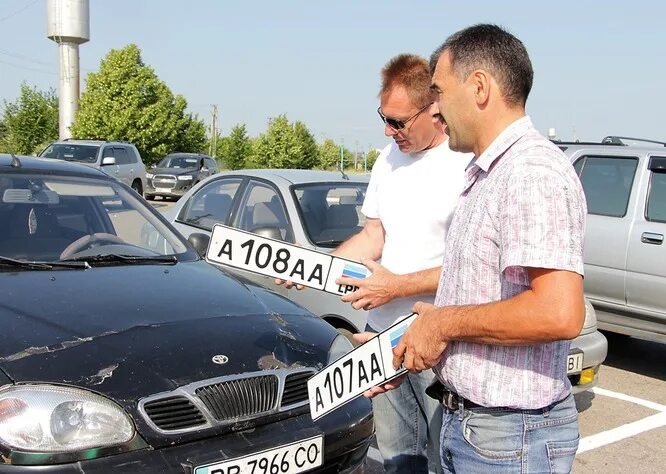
[
  {"x1": 314, "y1": 239, "x2": 344, "y2": 247},
  {"x1": 0, "y1": 256, "x2": 90, "y2": 270},
  {"x1": 61, "y1": 254, "x2": 178, "y2": 266}
]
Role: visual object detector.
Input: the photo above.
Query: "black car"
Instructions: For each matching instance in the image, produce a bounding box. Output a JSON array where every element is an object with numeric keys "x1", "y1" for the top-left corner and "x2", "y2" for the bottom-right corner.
[
  {"x1": 0, "y1": 155, "x2": 372, "y2": 473},
  {"x1": 146, "y1": 153, "x2": 219, "y2": 201}
]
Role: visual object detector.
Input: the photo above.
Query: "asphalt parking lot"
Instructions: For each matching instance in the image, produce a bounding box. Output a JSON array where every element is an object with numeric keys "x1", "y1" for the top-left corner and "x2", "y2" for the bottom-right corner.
[{"x1": 152, "y1": 199, "x2": 665, "y2": 474}]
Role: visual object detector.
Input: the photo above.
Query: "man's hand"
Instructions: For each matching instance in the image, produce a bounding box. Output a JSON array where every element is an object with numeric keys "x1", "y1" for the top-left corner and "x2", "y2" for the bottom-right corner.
[
  {"x1": 361, "y1": 374, "x2": 406, "y2": 398},
  {"x1": 393, "y1": 302, "x2": 448, "y2": 372},
  {"x1": 274, "y1": 278, "x2": 304, "y2": 290},
  {"x1": 337, "y1": 259, "x2": 399, "y2": 310}
]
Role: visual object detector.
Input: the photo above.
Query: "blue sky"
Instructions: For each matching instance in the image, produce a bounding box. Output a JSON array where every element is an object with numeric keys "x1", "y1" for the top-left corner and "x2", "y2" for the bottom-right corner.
[{"x1": 1, "y1": 0, "x2": 664, "y2": 151}]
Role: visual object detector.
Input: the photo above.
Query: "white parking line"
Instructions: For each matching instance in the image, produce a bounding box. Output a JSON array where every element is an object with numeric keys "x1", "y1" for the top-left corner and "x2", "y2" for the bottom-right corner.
[
  {"x1": 578, "y1": 412, "x2": 666, "y2": 454},
  {"x1": 577, "y1": 387, "x2": 666, "y2": 454},
  {"x1": 591, "y1": 387, "x2": 666, "y2": 412}
]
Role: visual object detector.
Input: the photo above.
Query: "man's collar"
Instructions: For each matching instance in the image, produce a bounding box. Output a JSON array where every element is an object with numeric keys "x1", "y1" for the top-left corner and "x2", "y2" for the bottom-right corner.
[{"x1": 474, "y1": 116, "x2": 533, "y2": 172}]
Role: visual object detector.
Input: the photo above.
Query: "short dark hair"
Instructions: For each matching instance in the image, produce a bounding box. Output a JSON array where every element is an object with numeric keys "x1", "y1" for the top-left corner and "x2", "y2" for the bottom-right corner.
[
  {"x1": 380, "y1": 54, "x2": 434, "y2": 108},
  {"x1": 429, "y1": 24, "x2": 533, "y2": 107}
]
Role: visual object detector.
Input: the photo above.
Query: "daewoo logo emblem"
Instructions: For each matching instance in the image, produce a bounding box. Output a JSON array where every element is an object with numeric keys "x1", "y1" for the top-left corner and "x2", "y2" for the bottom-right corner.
[{"x1": 212, "y1": 355, "x2": 229, "y2": 365}]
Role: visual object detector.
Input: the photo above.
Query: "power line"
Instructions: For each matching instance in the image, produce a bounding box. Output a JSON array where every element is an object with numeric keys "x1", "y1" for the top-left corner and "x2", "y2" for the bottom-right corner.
[
  {"x1": 0, "y1": 0, "x2": 40, "y2": 23},
  {"x1": 0, "y1": 48, "x2": 54, "y2": 67},
  {"x1": 0, "y1": 58, "x2": 57, "y2": 76}
]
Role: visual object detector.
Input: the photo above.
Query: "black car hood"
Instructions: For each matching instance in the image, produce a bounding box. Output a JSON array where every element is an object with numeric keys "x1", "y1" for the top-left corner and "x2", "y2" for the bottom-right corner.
[
  {"x1": 0, "y1": 262, "x2": 333, "y2": 403},
  {"x1": 150, "y1": 167, "x2": 196, "y2": 176}
]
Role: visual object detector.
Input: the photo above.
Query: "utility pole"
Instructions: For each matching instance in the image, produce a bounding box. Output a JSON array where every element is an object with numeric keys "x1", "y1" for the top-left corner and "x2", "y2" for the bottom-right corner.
[
  {"x1": 354, "y1": 140, "x2": 359, "y2": 171},
  {"x1": 209, "y1": 105, "x2": 218, "y2": 157}
]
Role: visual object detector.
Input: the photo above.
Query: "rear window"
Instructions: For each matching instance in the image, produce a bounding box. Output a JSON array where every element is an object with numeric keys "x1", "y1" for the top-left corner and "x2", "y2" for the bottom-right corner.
[
  {"x1": 39, "y1": 144, "x2": 100, "y2": 164},
  {"x1": 573, "y1": 155, "x2": 638, "y2": 217}
]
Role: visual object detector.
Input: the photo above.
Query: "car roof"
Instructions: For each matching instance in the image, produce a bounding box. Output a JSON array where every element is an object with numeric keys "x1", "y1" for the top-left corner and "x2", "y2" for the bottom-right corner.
[
  {"x1": 0, "y1": 154, "x2": 109, "y2": 177},
  {"x1": 222, "y1": 169, "x2": 370, "y2": 185}
]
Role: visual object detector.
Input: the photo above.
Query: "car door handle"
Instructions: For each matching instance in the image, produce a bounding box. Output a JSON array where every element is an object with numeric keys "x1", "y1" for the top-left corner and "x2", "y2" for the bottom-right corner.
[{"x1": 641, "y1": 232, "x2": 664, "y2": 245}]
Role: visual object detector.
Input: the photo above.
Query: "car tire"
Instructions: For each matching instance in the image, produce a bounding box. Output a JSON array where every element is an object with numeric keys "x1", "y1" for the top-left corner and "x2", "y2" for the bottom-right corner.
[
  {"x1": 131, "y1": 180, "x2": 143, "y2": 197},
  {"x1": 145, "y1": 194, "x2": 155, "y2": 201}
]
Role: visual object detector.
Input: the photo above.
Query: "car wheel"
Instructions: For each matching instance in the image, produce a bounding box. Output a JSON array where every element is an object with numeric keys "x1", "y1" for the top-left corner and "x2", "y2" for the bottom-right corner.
[
  {"x1": 131, "y1": 180, "x2": 143, "y2": 196},
  {"x1": 145, "y1": 194, "x2": 155, "y2": 201}
]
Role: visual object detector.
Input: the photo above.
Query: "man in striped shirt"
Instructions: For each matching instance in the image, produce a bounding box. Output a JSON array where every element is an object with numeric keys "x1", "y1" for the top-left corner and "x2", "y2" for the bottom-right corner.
[{"x1": 384, "y1": 24, "x2": 587, "y2": 473}]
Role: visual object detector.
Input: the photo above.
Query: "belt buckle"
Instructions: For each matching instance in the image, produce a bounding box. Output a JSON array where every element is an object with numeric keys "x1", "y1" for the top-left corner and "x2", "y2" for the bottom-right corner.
[{"x1": 443, "y1": 391, "x2": 458, "y2": 411}]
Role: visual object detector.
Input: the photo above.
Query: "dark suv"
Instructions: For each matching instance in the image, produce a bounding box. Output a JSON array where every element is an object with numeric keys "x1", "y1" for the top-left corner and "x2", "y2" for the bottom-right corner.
[
  {"x1": 145, "y1": 153, "x2": 218, "y2": 200},
  {"x1": 0, "y1": 154, "x2": 372, "y2": 472}
]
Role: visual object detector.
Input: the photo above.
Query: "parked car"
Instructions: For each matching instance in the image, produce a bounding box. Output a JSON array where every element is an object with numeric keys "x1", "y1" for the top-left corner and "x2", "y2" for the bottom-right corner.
[
  {"x1": 164, "y1": 168, "x2": 607, "y2": 393},
  {"x1": 557, "y1": 136, "x2": 666, "y2": 343},
  {"x1": 38, "y1": 139, "x2": 146, "y2": 196},
  {"x1": 145, "y1": 153, "x2": 219, "y2": 201},
  {"x1": 0, "y1": 155, "x2": 372, "y2": 472}
]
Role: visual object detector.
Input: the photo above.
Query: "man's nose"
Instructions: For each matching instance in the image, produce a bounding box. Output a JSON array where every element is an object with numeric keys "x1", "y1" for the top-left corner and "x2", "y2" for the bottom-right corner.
[{"x1": 384, "y1": 123, "x2": 398, "y2": 137}]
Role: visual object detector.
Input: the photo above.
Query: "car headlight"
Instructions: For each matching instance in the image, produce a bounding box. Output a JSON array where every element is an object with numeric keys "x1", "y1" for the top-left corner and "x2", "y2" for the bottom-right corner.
[
  {"x1": 145, "y1": 173, "x2": 154, "y2": 179},
  {"x1": 327, "y1": 334, "x2": 354, "y2": 364},
  {"x1": 177, "y1": 175, "x2": 193, "y2": 181},
  {"x1": 0, "y1": 385, "x2": 134, "y2": 453}
]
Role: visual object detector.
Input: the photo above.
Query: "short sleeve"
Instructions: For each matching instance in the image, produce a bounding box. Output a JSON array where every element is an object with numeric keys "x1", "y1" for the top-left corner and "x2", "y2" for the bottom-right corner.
[
  {"x1": 499, "y1": 161, "x2": 586, "y2": 279},
  {"x1": 361, "y1": 145, "x2": 391, "y2": 219}
]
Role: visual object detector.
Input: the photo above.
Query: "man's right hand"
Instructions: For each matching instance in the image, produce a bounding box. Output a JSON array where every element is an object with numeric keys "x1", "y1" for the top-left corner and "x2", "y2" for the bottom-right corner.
[{"x1": 274, "y1": 278, "x2": 305, "y2": 290}]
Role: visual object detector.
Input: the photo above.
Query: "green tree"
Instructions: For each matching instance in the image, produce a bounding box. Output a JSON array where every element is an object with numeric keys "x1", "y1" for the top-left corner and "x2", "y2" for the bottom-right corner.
[
  {"x1": 366, "y1": 148, "x2": 381, "y2": 171},
  {"x1": 0, "y1": 83, "x2": 58, "y2": 154},
  {"x1": 294, "y1": 121, "x2": 318, "y2": 169},
  {"x1": 71, "y1": 44, "x2": 205, "y2": 165},
  {"x1": 225, "y1": 123, "x2": 252, "y2": 170},
  {"x1": 318, "y1": 138, "x2": 341, "y2": 169},
  {"x1": 253, "y1": 115, "x2": 314, "y2": 169}
]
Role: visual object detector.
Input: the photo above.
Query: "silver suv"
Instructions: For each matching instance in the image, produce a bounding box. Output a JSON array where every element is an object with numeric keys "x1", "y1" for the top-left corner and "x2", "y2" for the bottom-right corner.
[
  {"x1": 558, "y1": 136, "x2": 666, "y2": 343},
  {"x1": 38, "y1": 139, "x2": 146, "y2": 196}
]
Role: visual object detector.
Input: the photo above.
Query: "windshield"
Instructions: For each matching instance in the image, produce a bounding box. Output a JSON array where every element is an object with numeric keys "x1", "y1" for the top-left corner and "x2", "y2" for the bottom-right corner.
[
  {"x1": 39, "y1": 144, "x2": 100, "y2": 164},
  {"x1": 293, "y1": 182, "x2": 367, "y2": 248},
  {"x1": 0, "y1": 172, "x2": 192, "y2": 266},
  {"x1": 157, "y1": 155, "x2": 199, "y2": 169}
]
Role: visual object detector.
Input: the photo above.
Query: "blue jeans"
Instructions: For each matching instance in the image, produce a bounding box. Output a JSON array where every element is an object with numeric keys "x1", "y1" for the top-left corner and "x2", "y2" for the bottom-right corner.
[
  {"x1": 372, "y1": 369, "x2": 443, "y2": 473},
  {"x1": 439, "y1": 392, "x2": 579, "y2": 474}
]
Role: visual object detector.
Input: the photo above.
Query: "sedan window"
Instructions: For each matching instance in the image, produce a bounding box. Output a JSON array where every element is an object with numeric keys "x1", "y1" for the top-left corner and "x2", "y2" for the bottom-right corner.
[
  {"x1": 293, "y1": 183, "x2": 367, "y2": 247},
  {"x1": 179, "y1": 178, "x2": 242, "y2": 230},
  {"x1": 236, "y1": 181, "x2": 292, "y2": 242}
]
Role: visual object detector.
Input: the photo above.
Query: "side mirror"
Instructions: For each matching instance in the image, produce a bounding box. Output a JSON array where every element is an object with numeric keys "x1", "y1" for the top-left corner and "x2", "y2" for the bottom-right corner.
[
  {"x1": 101, "y1": 157, "x2": 116, "y2": 166},
  {"x1": 251, "y1": 226, "x2": 283, "y2": 241},
  {"x1": 188, "y1": 232, "x2": 210, "y2": 258}
]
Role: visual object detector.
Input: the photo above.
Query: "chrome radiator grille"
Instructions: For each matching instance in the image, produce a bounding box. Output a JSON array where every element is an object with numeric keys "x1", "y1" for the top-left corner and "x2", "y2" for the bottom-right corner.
[
  {"x1": 139, "y1": 368, "x2": 315, "y2": 434},
  {"x1": 195, "y1": 375, "x2": 278, "y2": 421}
]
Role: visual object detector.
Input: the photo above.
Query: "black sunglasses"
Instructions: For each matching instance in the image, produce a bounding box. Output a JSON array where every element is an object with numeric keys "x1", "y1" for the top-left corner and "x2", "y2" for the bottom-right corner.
[{"x1": 377, "y1": 102, "x2": 432, "y2": 130}]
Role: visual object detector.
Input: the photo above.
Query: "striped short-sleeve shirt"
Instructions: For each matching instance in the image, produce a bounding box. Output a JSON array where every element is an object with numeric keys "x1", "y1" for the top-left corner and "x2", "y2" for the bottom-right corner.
[{"x1": 434, "y1": 116, "x2": 587, "y2": 409}]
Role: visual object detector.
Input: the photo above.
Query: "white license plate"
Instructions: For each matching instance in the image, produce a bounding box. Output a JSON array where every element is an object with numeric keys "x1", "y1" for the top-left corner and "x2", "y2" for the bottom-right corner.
[
  {"x1": 206, "y1": 224, "x2": 369, "y2": 296},
  {"x1": 194, "y1": 435, "x2": 323, "y2": 474},
  {"x1": 308, "y1": 314, "x2": 416, "y2": 420},
  {"x1": 567, "y1": 352, "x2": 584, "y2": 374},
  {"x1": 155, "y1": 187, "x2": 171, "y2": 193}
]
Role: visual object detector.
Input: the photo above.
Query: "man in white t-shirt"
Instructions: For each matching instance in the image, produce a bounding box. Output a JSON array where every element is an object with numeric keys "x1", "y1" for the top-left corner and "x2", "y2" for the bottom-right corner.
[{"x1": 332, "y1": 54, "x2": 470, "y2": 474}]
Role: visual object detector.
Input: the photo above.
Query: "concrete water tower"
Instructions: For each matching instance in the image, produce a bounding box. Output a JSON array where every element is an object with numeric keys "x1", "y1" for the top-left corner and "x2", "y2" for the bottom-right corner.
[{"x1": 46, "y1": 0, "x2": 89, "y2": 139}]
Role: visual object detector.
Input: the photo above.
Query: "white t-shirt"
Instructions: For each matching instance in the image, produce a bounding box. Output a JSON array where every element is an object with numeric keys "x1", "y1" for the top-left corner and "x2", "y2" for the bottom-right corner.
[{"x1": 361, "y1": 139, "x2": 471, "y2": 332}]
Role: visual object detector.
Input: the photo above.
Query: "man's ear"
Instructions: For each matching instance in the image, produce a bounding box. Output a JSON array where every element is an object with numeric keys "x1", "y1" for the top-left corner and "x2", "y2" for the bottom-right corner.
[{"x1": 470, "y1": 69, "x2": 491, "y2": 105}]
